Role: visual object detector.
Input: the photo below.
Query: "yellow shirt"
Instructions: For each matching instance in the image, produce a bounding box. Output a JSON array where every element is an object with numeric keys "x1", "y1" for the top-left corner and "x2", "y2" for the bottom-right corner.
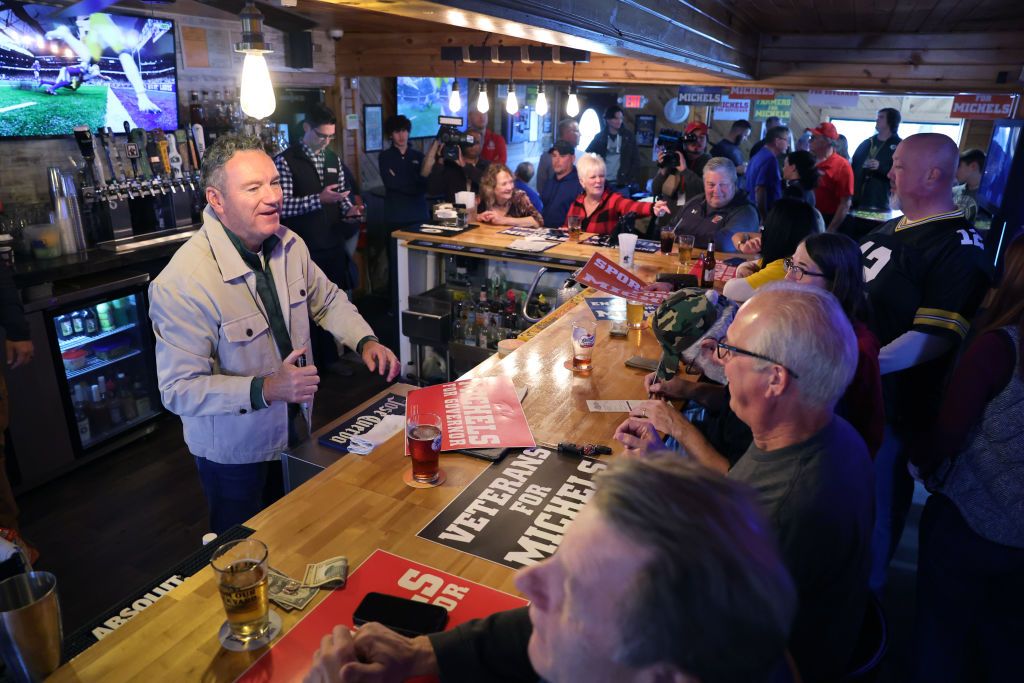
[{"x1": 745, "y1": 258, "x2": 788, "y2": 289}]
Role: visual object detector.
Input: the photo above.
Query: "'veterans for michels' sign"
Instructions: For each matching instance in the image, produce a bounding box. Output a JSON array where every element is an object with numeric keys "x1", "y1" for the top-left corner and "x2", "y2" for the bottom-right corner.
[
  {"x1": 949, "y1": 94, "x2": 1015, "y2": 120},
  {"x1": 418, "y1": 447, "x2": 608, "y2": 568},
  {"x1": 406, "y1": 376, "x2": 535, "y2": 452},
  {"x1": 577, "y1": 253, "x2": 671, "y2": 306}
]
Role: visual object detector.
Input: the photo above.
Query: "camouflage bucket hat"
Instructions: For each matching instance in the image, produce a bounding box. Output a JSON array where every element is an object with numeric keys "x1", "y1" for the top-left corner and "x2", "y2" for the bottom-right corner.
[{"x1": 652, "y1": 288, "x2": 720, "y2": 381}]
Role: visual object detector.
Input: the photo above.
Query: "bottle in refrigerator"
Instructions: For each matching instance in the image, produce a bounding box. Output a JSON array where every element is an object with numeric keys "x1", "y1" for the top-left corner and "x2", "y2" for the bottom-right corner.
[
  {"x1": 117, "y1": 373, "x2": 138, "y2": 421},
  {"x1": 133, "y1": 379, "x2": 152, "y2": 416},
  {"x1": 95, "y1": 302, "x2": 115, "y2": 332},
  {"x1": 71, "y1": 310, "x2": 86, "y2": 336},
  {"x1": 56, "y1": 314, "x2": 74, "y2": 341},
  {"x1": 83, "y1": 307, "x2": 99, "y2": 336},
  {"x1": 88, "y1": 384, "x2": 111, "y2": 434},
  {"x1": 74, "y1": 400, "x2": 91, "y2": 444},
  {"x1": 111, "y1": 298, "x2": 129, "y2": 328}
]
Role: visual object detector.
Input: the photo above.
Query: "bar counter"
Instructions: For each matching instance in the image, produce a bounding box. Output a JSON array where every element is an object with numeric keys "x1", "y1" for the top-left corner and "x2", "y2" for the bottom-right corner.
[{"x1": 48, "y1": 288, "x2": 665, "y2": 681}]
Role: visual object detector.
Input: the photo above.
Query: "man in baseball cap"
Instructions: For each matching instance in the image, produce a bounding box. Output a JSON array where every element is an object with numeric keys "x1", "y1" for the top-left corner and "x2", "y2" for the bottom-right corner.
[
  {"x1": 539, "y1": 139, "x2": 580, "y2": 228},
  {"x1": 808, "y1": 122, "x2": 854, "y2": 232}
]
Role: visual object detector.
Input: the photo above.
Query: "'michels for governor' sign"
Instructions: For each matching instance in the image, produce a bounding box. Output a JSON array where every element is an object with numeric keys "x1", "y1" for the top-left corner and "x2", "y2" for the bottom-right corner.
[{"x1": 418, "y1": 447, "x2": 607, "y2": 568}]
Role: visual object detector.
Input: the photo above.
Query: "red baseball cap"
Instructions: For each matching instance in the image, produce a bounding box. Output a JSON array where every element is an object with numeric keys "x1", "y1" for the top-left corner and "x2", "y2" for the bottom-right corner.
[
  {"x1": 684, "y1": 121, "x2": 709, "y2": 135},
  {"x1": 806, "y1": 122, "x2": 839, "y2": 140}
]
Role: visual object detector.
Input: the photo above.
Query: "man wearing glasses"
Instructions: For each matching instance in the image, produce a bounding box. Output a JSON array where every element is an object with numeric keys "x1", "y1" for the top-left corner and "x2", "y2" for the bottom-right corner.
[
  {"x1": 275, "y1": 104, "x2": 364, "y2": 367},
  {"x1": 616, "y1": 284, "x2": 873, "y2": 683}
]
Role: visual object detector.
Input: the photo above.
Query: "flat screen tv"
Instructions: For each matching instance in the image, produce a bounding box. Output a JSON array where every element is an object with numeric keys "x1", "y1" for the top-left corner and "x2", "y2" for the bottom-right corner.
[
  {"x1": 977, "y1": 118, "x2": 1022, "y2": 215},
  {"x1": 397, "y1": 76, "x2": 468, "y2": 139},
  {"x1": 0, "y1": 6, "x2": 178, "y2": 137}
]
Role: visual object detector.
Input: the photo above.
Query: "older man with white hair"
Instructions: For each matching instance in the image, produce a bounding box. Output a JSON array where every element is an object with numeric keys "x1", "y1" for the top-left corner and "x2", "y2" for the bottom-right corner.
[
  {"x1": 617, "y1": 283, "x2": 874, "y2": 683},
  {"x1": 670, "y1": 157, "x2": 759, "y2": 252}
]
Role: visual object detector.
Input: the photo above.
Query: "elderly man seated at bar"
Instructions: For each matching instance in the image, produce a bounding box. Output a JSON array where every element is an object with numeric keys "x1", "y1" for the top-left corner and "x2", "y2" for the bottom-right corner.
[
  {"x1": 670, "y1": 157, "x2": 759, "y2": 253},
  {"x1": 303, "y1": 456, "x2": 797, "y2": 683},
  {"x1": 615, "y1": 283, "x2": 874, "y2": 683},
  {"x1": 563, "y1": 153, "x2": 669, "y2": 235}
]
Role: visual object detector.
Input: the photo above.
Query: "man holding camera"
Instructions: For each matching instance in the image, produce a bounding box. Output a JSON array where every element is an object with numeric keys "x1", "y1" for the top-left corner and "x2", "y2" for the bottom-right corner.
[
  {"x1": 422, "y1": 120, "x2": 489, "y2": 204},
  {"x1": 651, "y1": 121, "x2": 713, "y2": 223}
]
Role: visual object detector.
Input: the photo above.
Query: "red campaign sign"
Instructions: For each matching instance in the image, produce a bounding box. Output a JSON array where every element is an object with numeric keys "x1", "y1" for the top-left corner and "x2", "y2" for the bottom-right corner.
[
  {"x1": 238, "y1": 549, "x2": 528, "y2": 683},
  {"x1": 730, "y1": 86, "x2": 776, "y2": 100},
  {"x1": 950, "y1": 94, "x2": 1015, "y2": 120},
  {"x1": 576, "y1": 253, "x2": 670, "y2": 306},
  {"x1": 407, "y1": 376, "x2": 535, "y2": 452}
]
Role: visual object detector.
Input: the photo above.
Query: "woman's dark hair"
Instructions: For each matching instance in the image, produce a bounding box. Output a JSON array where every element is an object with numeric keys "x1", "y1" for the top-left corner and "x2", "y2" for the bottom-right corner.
[
  {"x1": 801, "y1": 232, "x2": 868, "y2": 321},
  {"x1": 760, "y1": 198, "x2": 819, "y2": 265},
  {"x1": 785, "y1": 150, "x2": 819, "y2": 190},
  {"x1": 384, "y1": 114, "x2": 412, "y2": 136}
]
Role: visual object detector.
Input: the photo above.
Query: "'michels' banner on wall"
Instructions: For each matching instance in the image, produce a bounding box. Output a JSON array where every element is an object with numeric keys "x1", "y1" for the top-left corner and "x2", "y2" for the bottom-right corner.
[
  {"x1": 730, "y1": 86, "x2": 776, "y2": 100},
  {"x1": 678, "y1": 85, "x2": 726, "y2": 104},
  {"x1": 419, "y1": 447, "x2": 608, "y2": 568},
  {"x1": 577, "y1": 253, "x2": 671, "y2": 306},
  {"x1": 407, "y1": 377, "x2": 535, "y2": 452},
  {"x1": 753, "y1": 94, "x2": 793, "y2": 122},
  {"x1": 714, "y1": 97, "x2": 751, "y2": 120},
  {"x1": 949, "y1": 94, "x2": 1015, "y2": 120}
]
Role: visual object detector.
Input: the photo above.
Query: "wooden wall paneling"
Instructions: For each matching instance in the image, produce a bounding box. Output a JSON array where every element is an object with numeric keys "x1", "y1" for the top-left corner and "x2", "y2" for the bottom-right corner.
[{"x1": 960, "y1": 120, "x2": 995, "y2": 152}]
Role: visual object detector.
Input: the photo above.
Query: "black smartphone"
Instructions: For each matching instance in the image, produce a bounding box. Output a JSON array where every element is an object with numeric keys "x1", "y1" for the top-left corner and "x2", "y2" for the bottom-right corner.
[{"x1": 352, "y1": 592, "x2": 449, "y2": 637}]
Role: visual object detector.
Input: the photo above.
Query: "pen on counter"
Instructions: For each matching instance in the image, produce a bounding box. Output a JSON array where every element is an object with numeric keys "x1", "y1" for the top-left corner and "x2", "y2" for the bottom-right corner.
[{"x1": 536, "y1": 441, "x2": 613, "y2": 457}]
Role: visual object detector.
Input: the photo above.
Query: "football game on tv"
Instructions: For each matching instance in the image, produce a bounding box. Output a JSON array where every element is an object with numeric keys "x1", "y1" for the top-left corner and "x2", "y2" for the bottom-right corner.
[
  {"x1": 397, "y1": 76, "x2": 468, "y2": 139},
  {"x1": 0, "y1": 3, "x2": 178, "y2": 137}
]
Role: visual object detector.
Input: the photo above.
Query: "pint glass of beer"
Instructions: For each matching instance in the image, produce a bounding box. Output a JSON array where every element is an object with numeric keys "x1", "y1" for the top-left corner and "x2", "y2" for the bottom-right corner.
[
  {"x1": 566, "y1": 215, "x2": 582, "y2": 242},
  {"x1": 407, "y1": 412, "x2": 443, "y2": 484},
  {"x1": 210, "y1": 539, "x2": 271, "y2": 642},
  {"x1": 677, "y1": 234, "x2": 695, "y2": 266},
  {"x1": 626, "y1": 300, "x2": 645, "y2": 329},
  {"x1": 570, "y1": 320, "x2": 597, "y2": 372}
]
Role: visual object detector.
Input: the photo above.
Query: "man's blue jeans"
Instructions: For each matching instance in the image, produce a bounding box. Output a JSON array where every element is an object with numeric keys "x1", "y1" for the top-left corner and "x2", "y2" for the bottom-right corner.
[{"x1": 193, "y1": 456, "x2": 284, "y2": 534}]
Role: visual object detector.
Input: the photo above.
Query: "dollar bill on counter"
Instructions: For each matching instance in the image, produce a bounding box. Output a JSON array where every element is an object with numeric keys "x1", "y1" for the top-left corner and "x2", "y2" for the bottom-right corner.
[
  {"x1": 268, "y1": 567, "x2": 318, "y2": 611},
  {"x1": 586, "y1": 400, "x2": 646, "y2": 412},
  {"x1": 303, "y1": 556, "x2": 349, "y2": 589}
]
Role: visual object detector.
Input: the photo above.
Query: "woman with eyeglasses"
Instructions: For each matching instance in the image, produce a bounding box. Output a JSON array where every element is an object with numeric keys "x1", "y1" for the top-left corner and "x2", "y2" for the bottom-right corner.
[
  {"x1": 722, "y1": 198, "x2": 820, "y2": 303},
  {"x1": 785, "y1": 232, "x2": 883, "y2": 457}
]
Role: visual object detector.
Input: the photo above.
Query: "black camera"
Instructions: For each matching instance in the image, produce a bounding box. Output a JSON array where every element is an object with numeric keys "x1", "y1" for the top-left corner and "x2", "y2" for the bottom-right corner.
[
  {"x1": 657, "y1": 128, "x2": 697, "y2": 169},
  {"x1": 437, "y1": 116, "x2": 475, "y2": 163}
]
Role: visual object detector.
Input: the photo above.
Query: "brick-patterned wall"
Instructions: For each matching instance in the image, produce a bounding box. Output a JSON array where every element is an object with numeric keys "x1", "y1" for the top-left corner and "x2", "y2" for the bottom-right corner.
[{"x1": 0, "y1": 2, "x2": 335, "y2": 209}]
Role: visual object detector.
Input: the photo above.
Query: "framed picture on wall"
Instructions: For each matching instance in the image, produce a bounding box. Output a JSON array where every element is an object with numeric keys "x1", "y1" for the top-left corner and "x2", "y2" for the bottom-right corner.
[
  {"x1": 635, "y1": 115, "x2": 656, "y2": 147},
  {"x1": 364, "y1": 104, "x2": 383, "y2": 152}
]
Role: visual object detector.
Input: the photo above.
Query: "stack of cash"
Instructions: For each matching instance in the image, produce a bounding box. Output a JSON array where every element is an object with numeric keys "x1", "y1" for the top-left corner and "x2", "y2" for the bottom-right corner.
[{"x1": 267, "y1": 556, "x2": 348, "y2": 612}]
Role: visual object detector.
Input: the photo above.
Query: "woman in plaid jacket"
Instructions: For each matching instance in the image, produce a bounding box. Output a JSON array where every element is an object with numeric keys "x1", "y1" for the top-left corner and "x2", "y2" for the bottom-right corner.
[{"x1": 565, "y1": 154, "x2": 669, "y2": 235}]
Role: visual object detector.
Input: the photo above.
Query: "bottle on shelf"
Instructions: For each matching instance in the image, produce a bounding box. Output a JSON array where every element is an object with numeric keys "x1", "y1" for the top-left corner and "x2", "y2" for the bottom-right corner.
[
  {"x1": 117, "y1": 372, "x2": 138, "y2": 421},
  {"x1": 88, "y1": 384, "x2": 111, "y2": 434},
  {"x1": 189, "y1": 91, "x2": 205, "y2": 127},
  {"x1": 74, "y1": 397, "x2": 91, "y2": 444},
  {"x1": 133, "y1": 379, "x2": 152, "y2": 416},
  {"x1": 56, "y1": 314, "x2": 74, "y2": 341},
  {"x1": 700, "y1": 241, "x2": 716, "y2": 288},
  {"x1": 452, "y1": 303, "x2": 464, "y2": 346},
  {"x1": 70, "y1": 310, "x2": 86, "y2": 336},
  {"x1": 95, "y1": 302, "x2": 115, "y2": 333},
  {"x1": 83, "y1": 307, "x2": 100, "y2": 336},
  {"x1": 111, "y1": 298, "x2": 129, "y2": 328}
]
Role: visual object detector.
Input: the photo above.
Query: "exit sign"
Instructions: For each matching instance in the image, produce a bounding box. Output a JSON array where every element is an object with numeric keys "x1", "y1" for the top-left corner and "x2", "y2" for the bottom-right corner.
[{"x1": 622, "y1": 94, "x2": 646, "y2": 109}]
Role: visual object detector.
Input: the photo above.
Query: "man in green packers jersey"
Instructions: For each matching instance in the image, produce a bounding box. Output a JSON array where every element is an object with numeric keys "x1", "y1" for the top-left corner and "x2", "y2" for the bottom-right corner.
[{"x1": 860, "y1": 133, "x2": 992, "y2": 591}]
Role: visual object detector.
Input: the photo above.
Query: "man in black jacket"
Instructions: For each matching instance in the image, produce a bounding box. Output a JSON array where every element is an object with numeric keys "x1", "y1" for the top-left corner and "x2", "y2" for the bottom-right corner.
[
  {"x1": 586, "y1": 105, "x2": 641, "y2": 194},
  {"x1": 303, "y1": 456, "x2": 797, "y2": 683},
  {"x1": 275, "y1": 104, "x2": 363, "y2": 365}
]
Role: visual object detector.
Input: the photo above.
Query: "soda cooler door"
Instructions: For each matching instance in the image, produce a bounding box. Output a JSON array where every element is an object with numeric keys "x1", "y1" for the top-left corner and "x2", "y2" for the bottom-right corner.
[{"x1": 48, "y1": 279, "x2": 162, "y2": 455}]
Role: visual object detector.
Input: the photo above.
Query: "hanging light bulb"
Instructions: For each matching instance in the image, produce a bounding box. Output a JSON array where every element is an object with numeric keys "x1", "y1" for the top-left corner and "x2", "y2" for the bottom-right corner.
[
  {"x1": 535, "y1": 83, "x2": 549, "y2": 117},
  {"x1": 477, "y1": 80, "x2": 489, "y2": 113},
  {"x1": 505, "y1": 60, "x2": 519, "y2": 115},
  {"x1": 535, "y1": 60, "x2": 548, "y2": 116},
  {"x1": 234, "y1": 1, "x2": 276, "y2": 119},
  {"x1": 565, "y1": 60, "x2": 579, "y2": 117},
  {"x1": 448, "y1": 80, "x2": 461, "y2": 113},
  {"x1": 566, "y1": 87, "x2": 580, "y2": 117},
  {"x1": 240, "y1": 53, "x2": 276, "y2": 119}
]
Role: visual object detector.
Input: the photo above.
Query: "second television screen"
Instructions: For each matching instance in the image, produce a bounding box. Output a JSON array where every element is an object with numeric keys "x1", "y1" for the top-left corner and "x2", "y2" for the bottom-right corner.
[{"x1": 397, "y1": 76, "x2": 468, "y2": 139}]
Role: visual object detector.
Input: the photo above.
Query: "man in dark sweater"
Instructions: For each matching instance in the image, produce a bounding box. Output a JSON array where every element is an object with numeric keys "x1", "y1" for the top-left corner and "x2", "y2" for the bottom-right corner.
[
  {"x1": 303, "y1": 456, "x2": 797, "y2": 683},
  {"x1": 616, "y1": 284, "x2": 874, "y2": 683}
]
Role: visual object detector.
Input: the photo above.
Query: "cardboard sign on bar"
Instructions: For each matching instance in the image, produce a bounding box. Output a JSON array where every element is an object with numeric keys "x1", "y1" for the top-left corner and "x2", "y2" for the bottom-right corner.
[
  {"x1": 406, "y1": 377, "x2": 535, "y2": 452},
  {"x1": 237, "y1": 549, "x2": 528, "y2": 683},
  {"x1": 714, "y1": 96, "x2": 751, "y2": 121},
  {"x1": 808, "y1": 89, "x2": 860, "y2": 108},
  {"x1": 753, "y1": 94, "x2": 793, "y2": 122},
  {"x1": 418, "y1": 447, "x2": 607, "y2": 568},
  {"x1": 730, "y1": 86, "x2": 775, "y2": 100},
  {"x1": 678, "y1": 85, "x2": 726, "y2": 105},
  {"x1": 577, "y1": 253, "x2": 670, "y2": 306},
  {"x1": 950, "y1": 94, "x2": 1015, "y2": 120}
]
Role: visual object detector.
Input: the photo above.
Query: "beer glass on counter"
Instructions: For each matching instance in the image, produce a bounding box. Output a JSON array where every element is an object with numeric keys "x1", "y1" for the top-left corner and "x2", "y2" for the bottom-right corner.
[
  {"x1": 677, "y1": 234, "x2": 695, "y2": 266},
  {"x1": 566, "y1": 215, "x2": 582, "y2": 242},
  {"x1": 211, "y1": 539, "x2": 271, "y2": 643},
  {"x1": 626, "y1": 300, "x2": 645, "y2": 329},
  {"x1": 659, "y1": 227, "x2": 675, "y2": 255},
  {"x1": 570, "y1": 320, "x2": 597, "y2": 372},
  {"x1": 407, "y1": 412, "x2": 443, "y2": 484}
]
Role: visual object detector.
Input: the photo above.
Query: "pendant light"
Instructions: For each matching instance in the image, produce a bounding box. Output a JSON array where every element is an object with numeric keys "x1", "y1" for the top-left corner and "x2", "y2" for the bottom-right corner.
[
  {"x1": 476, "y1": 57, "x2": 489, "y2": 113},
  {"x1": 234, "y1": 1, "x2": 276, "y2": 120},
  {"x1": 535, "y1": 60, "x2": 548, "y2": 117},
  {"x1": 505, "y1": 59, "x2": 519, "y2": 115},
  {"x1": 448, "y1": 58, "x2": 461, "y2": 113},
  {"x1": 565, "y1": 61, "x2": 579, "y2": 117}
]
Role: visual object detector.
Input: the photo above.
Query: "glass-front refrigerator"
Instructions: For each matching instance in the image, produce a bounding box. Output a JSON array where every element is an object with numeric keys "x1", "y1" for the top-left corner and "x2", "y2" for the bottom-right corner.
[{"x1": 6, "y1": 272, "x2": 163, "y2": 491}]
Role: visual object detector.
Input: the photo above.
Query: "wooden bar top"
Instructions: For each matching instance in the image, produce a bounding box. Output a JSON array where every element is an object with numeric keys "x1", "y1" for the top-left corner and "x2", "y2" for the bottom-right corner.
[
  {"x1": 49, "y1": 295, "x2": 664, "y2": 682},
  {"x1": 394, "y1": 222, "x2": 701, "y2": 281}
]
